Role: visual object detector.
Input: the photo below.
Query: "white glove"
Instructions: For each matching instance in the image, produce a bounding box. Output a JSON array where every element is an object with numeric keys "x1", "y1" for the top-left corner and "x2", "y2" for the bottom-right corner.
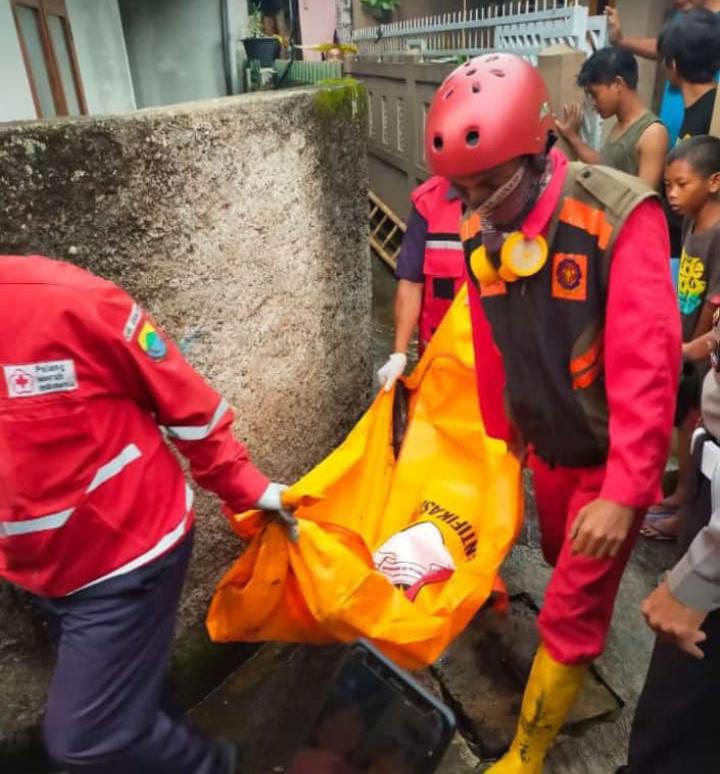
[
  {"x1": 255, "y1": 482, "x2": 300, "y2": 542},
  {"x1": 377, "y1": 352, "x2": 407, "y2": 392}
]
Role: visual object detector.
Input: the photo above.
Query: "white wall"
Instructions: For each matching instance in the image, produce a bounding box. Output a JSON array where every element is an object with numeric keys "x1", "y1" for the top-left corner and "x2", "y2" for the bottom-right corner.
[
  {"x1": 119, "y1": 0, "x2": 228, "y2": 108},
  {"x1": 67, "y1": 0, "x2": 136, "y2": 114},
  {"x1": 0, "y1": 1, "x2": 38, "y2": 123}
]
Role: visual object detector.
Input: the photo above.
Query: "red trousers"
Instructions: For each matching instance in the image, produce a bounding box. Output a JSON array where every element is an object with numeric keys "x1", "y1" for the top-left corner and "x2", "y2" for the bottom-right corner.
[{"x1": 529, "y1": 453, "x2": 642, "y2": 665}]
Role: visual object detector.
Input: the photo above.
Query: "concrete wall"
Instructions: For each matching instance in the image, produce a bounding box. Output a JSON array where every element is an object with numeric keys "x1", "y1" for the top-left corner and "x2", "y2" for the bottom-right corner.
[
  {"x1": 119, "y1": 0, "x2": 227, "y2": 108},
  {"x1": 0, "y1": 83, "x2": 370, "y2": 756},
  {"x1": 67, "y1": 0, "x2": 136, "y2": 114},
  {"x1": 614, "y1": 0, "x2": 670, "y2": 112},
  {"x1": 0, "y1": 1, "x2": 37, "y2": 123}
]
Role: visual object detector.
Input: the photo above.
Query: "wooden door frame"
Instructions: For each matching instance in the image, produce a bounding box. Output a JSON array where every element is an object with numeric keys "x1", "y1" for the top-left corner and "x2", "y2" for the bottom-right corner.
[{"x1": 11, "y1": 0, "x2": 88, "y2": 118}]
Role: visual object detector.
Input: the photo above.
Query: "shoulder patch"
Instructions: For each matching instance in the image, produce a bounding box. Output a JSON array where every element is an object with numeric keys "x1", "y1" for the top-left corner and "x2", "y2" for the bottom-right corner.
[
  {"x1": 123, "y1": 303, "x2": 142, "y2": 341},
  {"x1": 137, "y1": 321, "x2": 167, "y2": 361}
]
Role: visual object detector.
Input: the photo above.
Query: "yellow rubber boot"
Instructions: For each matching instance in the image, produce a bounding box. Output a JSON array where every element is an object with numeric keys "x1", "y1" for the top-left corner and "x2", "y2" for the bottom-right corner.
[{"x1": 485, "y1": 644, "x2": 587, "y2": 773}]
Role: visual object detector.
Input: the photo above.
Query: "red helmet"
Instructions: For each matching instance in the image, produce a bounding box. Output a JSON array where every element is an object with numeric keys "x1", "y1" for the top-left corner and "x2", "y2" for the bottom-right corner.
[{"x1": 425, "y1": 54, "x2": 554, "y2": 179}]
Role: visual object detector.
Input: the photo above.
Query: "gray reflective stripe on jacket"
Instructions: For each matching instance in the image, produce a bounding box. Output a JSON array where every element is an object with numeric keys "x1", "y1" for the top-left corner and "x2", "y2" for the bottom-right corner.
[
  {"x1": 0, "y1": 443, "x2": 142, "y2": 538},
  {"x1": 163, "y1": 398, "x2": 230, "y2": 441},
  {"x1": 425, "y1": 240, "x2": 463, "y2": 251}
]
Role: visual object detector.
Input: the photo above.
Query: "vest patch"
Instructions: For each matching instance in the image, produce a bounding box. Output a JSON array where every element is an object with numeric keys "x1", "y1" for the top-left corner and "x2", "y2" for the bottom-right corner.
[
  {"x1": 4, "y1": 360, "x2": 78, "y2": 398},
  {"x1": 552, "y1": 253, "x2": 588, "y2": 302},
  {"x1": 480, "y1": 280, "x2": 508, "y2": 297}
]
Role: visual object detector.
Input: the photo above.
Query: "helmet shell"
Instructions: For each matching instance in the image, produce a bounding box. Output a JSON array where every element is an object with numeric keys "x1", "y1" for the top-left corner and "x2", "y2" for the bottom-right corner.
[{"x1": 425, "y1": 53, "x2": 554, "y2": 178}]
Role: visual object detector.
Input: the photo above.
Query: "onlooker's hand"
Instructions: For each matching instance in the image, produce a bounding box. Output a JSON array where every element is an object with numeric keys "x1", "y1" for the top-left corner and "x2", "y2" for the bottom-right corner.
[
  {"x1": 642, "y1": 580, "x2": 708, "y2": 659},
  {"x1": 377, "y1": 352, "x2": 407, "y2": 392},
  {"x1": 554, "y1": 103, "x2": 583, "y2": 142},
  {"x1": 605, "y1": 6, "x2": 623, "y2": 45},
  {"x1": 570, "y1": 498, "x2": 635, "y2": 558}
]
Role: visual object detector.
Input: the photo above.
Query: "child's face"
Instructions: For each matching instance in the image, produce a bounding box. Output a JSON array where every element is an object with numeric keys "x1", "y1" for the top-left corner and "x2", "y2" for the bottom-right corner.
[
  {"x1": 585, "y1": 82, "x2": 621, "y2": 120},
  {"x1": 665, "y1": 159, "x2": 718, "y2": 216}
]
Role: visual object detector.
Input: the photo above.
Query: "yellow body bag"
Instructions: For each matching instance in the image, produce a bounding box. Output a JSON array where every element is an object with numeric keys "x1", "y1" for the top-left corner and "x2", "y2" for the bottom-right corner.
[{"x1": 206, "y1": 286, "x2": 523, "y2": 669}]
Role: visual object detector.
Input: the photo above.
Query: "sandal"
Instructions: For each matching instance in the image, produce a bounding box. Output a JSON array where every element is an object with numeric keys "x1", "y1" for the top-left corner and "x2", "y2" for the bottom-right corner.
[{"x1": 640, "y1": 513, "x2": 679, "y2": 541}]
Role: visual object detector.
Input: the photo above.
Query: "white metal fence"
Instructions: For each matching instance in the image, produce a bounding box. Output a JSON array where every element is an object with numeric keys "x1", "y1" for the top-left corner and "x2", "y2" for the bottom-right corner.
[
  {"x1": 353, "y1": 1, "x2": 607, "y2": 149},
  {"x1": 353, "y1": 2, "x2": 606, "y2": 64}
]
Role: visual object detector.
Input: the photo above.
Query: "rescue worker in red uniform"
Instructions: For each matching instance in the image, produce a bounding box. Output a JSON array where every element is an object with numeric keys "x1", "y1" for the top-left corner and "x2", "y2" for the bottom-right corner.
[
  {"x1": 376, "y1": 176, "x2": 465, "y2": 390},
  {"x1": 0, "y1": 254, "x2": 296, "y2": 773},
  {"x1": 425, "y1": 55, "x2": 681, "y2": 771}
]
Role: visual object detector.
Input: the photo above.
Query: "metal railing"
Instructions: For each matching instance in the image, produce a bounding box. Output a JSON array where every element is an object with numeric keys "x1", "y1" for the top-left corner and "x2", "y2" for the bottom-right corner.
[
  {"x1": 353, "y1": 1, "x2": 606, "y2": 64},
  {"x1": 352, "y1": 1, "x2": 607, "y2": 151},
  {"x1": 282, "y1": 60, "x2": 343, "y2": 85}
]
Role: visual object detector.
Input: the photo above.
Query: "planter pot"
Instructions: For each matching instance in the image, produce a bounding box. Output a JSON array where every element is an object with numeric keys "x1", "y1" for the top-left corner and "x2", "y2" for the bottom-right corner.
[
  {"x1": 365, "y1": 6, "x2": 393, "y2": 23},
  {"x1": 242, "y1": 37, "x2": 281, "y2": 68}
]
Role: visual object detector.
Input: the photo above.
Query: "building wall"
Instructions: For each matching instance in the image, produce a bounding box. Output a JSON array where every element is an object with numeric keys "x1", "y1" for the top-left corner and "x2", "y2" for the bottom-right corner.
[
  {"x1": 352, "y1": 0, "x2": 465, "y2": 29},
  {"x1": 67, "y1": 0, "x2": 136, "y2": 114},
  {"x1": 119, "y1": 0, "x2": 228, "y2": 108},
  {"x1": 0, "y1": 82, "x2": 370, "y2": 753},
  {"x1": 615, "y1": 0, "x2": 670, "y2": 111},
  {"x1": 0, "y1": 1, "x2": 37, "y2": 123},
  {"x1": 0, "y1": 0, "x2": 135, "y2": 123},
  {"x1": 299, "y1": 0, "x2": 337, "y2": 60}
]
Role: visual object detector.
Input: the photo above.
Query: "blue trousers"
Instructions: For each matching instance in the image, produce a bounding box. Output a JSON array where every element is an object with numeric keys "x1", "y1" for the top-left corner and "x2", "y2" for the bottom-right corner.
[{"x1": 37, "y1": 529, "x2": 227, "y2": 774}]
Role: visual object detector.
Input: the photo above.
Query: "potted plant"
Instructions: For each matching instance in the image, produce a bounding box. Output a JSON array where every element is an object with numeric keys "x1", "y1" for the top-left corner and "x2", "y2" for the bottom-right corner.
[
  {"x1": 242, "y1": 2, "x2": 281, "y2": 68},
  {"x1": 362, "y1": 0, "x2": 400, "y2": 24}
]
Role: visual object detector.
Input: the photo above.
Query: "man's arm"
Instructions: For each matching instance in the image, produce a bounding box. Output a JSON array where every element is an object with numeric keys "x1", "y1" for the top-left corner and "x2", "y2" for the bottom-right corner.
[
  {"x1": 571, "y1": 200, "x2": 681, "y2": 557},
  {"x1": 378, "y1": 205, "x2": 428, "y2": 390},
  {"x1": 642, "y1": 502, "x2": 720, "y2": 658},
  {"x1": 606, "y1": 6, "x2": 660, "y2": 60},
  {"x1": 636, "y1": 122, "x2": 671, "y2": 191},
  {"x1": 393, "y1": 279, "x2": 423, "y2": 353},
  {"x1": 94, "y1": 286, "x2": 271, "y2": 513},
  {"x1": 668, "y1": 504, "x2": 720, "y2": 612},
  {"x1": 601, "y1": 199, "x2": 681, "y2": 507}
]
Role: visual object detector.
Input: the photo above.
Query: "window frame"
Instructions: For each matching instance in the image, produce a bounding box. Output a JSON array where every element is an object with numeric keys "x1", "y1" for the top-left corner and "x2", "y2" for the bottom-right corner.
[{"x1": 11, "y1": 0, "x2": 88, "y2": 119}]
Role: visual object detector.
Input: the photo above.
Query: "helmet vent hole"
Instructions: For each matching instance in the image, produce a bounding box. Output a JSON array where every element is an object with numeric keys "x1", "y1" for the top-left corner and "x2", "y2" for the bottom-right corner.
[
  {"x1": 472, "y1": 82, "x2": 481, "y2": 93},
  {"x1": 466, "y1": 68, "x2": 477, "y2": 77},
  {"x1": 463, "y1": 60, "x2": 471, "y2": 67},
  {"x1": 433, "y1": 135, "x2": 444, "y2": 151},
  {"x1": 491, "y1": 69, "x2": 506, "y2": 78},
  {"x1": 487, "y1": 55, "x2": 499, "y2": 62},
  {"x1": 466, "y1": 130, "x2": 480, "y2": 147},
  {"x1": 444, "y1": 89, "x2": 455, "y2": 100}
]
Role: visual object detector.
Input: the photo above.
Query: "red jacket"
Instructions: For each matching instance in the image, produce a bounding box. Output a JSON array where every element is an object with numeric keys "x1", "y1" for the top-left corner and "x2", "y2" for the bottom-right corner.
[
  {"x1": 411, "y1": 177, "x2": 465, "y2": 350},
  {"x1": 467, "y1": 151, "x2": 681, "y2": 508},
  {"x1": 0, "y1": 256, "x2": 269, "y2": 597}
]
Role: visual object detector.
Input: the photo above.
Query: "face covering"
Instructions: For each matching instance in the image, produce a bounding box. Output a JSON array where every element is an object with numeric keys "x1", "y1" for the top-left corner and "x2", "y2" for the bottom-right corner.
[{"x1": 475, "y1": 155, "x2": 551, "y2": 254}]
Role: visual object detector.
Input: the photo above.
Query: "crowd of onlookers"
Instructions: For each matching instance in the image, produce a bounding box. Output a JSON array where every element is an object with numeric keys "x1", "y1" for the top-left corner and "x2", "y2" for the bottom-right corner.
[
  {"x1": 553, "y1": 4, "x2": 720, "y2": 771},
  {"x1": 555, "y1": 5, "x2": 720, "y2": 544}
]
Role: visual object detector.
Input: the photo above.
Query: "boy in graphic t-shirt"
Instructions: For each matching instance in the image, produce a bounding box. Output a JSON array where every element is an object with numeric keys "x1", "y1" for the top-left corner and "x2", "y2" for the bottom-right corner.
[
  {"x1": 656, "y1": 9, "x2": 720, "y2": 259},
  {"x1": 643, "y1": 136, "x2": 720, "y2": 540}
]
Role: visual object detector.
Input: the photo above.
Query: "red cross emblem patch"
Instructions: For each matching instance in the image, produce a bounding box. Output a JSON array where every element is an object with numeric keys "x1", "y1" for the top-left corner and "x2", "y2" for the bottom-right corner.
[{"x1": 9, "y1": 369, "x2": 34, "y2": 395}]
